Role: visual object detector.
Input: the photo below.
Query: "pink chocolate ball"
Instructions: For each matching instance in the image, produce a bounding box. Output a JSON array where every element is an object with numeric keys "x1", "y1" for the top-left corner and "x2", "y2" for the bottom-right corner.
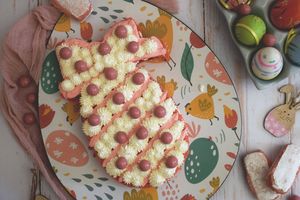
[
  {"x1": 128, "y1": 106, "x2": 141, "y2": 119},
  {"x1": 238, "y1": 4, "x2": 252, "y2": 16},
  {"x1": 26, "y1": 93, "x2": 37, "y2": 104},
  {"x1": 160, "y1": 132, "x2": 173, "y2": 144},
  {"x1": 18, "y1": 75, "x2": 31, "y2": 88},
  {"x1": 88, "y1": 114, "x2": 101, "y2": 126},
  {"x1": 113, "y1": 92, "x2": 125, "y2": 105},
  {"x1": 115, "y1": 25, "x2": 128, "y2": 38},
  {"x1": 116, "y1": 157, "x2": 128, "y2": 169},
  {"x1": 104, "y1": 67, "x2": 118, "y2": 80},
  {"x1": 139, "y1": 160, "x2": 151, "y2": 171},
  {"x1": 132, "y1": 72, "x2": 145, "y2": 85},
  {"x1": 59, "y1": 47, "x2": 72, "y2": 59},
  {"x1": 136, "y1": 126, "x2": 148, "y2": 140},
  {"x1": 114, "y1": 131, "x2": 128, "y2": 144},
  {"x1": 75, "y1": 60, "x2": 88, "y2": 73},
  {"x1": 263, "y1": 33, "x2": 277, "y2": 47},
  {"x1": 127, "y1": 41, "x2": 139, "y2": 53},
  {"x1": 154, "y1": 105, "x2": 166, "y2": 118},
  {"x1": 23, "y1": 113, "x2": 36, "y2": 125},
  {"x1": 86, "y1": 84, "x2": 99, "y2": 96},
  {"x1": 98, "y1": 42, "x2": 111, "y2": 55},
  {"x1": 165, "y1": 156, "x2": 178, "y2": 168}
]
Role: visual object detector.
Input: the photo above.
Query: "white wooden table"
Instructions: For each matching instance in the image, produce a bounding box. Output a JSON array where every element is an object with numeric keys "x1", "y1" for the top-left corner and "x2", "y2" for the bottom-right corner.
[{"x1": 0, "y1": 0, "x2": 299, "y2": 199}]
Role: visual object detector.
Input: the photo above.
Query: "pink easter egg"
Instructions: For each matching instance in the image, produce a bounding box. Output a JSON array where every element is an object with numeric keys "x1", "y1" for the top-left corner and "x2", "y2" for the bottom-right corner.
[
  {"x1": 205, "y1": 52, "x2": 231, "y2": 85},
  {"x1": 46, "y1": 130, "x2": 89, "y2": 166}
]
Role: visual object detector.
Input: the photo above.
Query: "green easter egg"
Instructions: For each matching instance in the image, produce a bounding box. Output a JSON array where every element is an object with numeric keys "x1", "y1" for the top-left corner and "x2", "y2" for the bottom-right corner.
[
  {"x1": 235, "y1": 15, "x2": 266, "y2": 46},
  {"x1": 184, "y1": 138, "x2": 219, "y2": 184},
  {"x1": 41, "y1": 51, "x2": 62, "y2": 94}
]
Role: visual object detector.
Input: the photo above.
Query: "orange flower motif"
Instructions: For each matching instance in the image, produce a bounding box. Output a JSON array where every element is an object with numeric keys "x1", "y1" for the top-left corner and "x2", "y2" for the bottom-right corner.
[
  {"x1": 223, "y1": 105, "x2": 238, "y2": 129},
  {"x1": 223, "y1": 105, "x2": 240, "y2": 140},
  {"x1": 80, "y1": 21, "x2": 93, "y2": 42}
]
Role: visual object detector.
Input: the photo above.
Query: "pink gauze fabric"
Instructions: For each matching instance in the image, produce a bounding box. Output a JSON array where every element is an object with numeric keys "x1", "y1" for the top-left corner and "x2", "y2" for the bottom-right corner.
[{"x1": 0, "y1": 1, "x2": 178, "y2": 200}]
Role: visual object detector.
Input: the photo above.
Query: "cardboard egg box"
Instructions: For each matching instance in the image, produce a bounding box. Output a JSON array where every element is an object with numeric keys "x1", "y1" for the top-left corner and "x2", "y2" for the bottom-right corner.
[{"x1": 217, "y1": 0, "x2": 300, "y2": 90}]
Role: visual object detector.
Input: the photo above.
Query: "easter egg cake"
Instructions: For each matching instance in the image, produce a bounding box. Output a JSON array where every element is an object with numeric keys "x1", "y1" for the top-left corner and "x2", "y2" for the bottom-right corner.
[{"x1": 55, "y1": 18, "x2": 189, "y2": 187}]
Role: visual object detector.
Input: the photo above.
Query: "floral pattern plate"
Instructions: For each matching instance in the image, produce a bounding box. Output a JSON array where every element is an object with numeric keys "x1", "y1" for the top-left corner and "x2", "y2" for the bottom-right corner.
[{"x1": 39, "y1": 0, "x2": 242, "y2": 199}]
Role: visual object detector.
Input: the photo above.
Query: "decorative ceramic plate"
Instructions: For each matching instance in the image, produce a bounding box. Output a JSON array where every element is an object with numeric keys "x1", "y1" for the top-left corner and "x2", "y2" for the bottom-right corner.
[{"x1": 39, "y1": 0, "x2": 242, "y2": 199}]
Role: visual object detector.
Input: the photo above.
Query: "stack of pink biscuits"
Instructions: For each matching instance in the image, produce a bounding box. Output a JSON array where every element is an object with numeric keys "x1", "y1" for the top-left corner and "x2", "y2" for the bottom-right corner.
[{"x1": 244, "y1": 144, "x2": 300, "y2": 200}]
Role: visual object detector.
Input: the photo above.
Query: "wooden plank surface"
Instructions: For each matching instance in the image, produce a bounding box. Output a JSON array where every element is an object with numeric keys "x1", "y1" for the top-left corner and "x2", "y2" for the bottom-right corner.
[{"x1": 0, "y1": 0, "x2": 299, "y2": 199}]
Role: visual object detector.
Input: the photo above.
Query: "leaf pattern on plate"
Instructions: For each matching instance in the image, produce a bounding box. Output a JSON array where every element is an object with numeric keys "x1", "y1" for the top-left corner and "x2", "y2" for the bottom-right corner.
[
  {"x1": 84, "y1": 184, "x2": 94, "y2": 191},
  {"x1": 82, "y1": 174, "x2": 94, "y2": 179},
  {"x1": 181, "y1": 43, "x2": 194, "y2": 86},
  {"x1": 123, "y1": 0, "x2": 134, "y2": 4},
  {"x1": 72, "y1": 178, "x2": 81, "y2": 183}
]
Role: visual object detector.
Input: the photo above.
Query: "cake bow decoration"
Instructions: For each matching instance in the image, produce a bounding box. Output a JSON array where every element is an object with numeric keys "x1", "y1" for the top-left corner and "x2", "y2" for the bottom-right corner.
[{"x1": 55, "y1": 18, "x2": 190, "y2": 188}]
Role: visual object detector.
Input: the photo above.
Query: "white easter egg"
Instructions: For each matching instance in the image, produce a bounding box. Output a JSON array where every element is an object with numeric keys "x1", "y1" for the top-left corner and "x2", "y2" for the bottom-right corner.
[{"x1": 251, "y1": 47, "x2": 283, "y2": 80}]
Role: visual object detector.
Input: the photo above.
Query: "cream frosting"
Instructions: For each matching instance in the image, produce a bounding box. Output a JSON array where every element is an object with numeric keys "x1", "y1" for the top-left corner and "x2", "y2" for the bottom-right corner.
[
  {"x1": 272, "y1": 144, "x2": 300, "y2": 193},
  {"x1": 143, "y1": 39, "x2": 158, "y2": 54},
  {"x1": 106, "y1": 157, "x2": 125, "y2": 178},
  {"x1": 61, "y1": 80, "x2": 75, "y2": 92}
]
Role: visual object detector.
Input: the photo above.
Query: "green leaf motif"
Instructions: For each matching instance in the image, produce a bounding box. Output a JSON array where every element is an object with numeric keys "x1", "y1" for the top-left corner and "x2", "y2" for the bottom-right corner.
[
  {"x1": 72, "y1": 178, "x2": 81, "y2": 183},
  {"x1": 123, "y1": 0, "x2": 134, "y2": 3},
  {"x1": 98, "y1": 177, "x2": 108, "y2": 181},
  {"x1": 91, "y1": 11, "x2": 97, "y2": 15},
  {"x1": 108, "y1": 185, "x2": 116, "y2": 191},
  {"x1": 95, "y1": 195, "x2": 103, "y2": 200},
  {"x1": 84, "y1": 184, "x2": 94, "y2": 191},
  {"x1": 82, "y1": 174, "x2": 94, "y2": 179},
  {"x1": 113, "y1": 9, "x2": 124, "y2": 13},
  {"x1": 105, "y1": 193, "x2": 113, "y2": 200},
  {"x1": 100, "y1": 17, "x2": 110, "y2": 23},
  {"x1": 94, "y1": 183, "x2": 102, "y2": 187},
  {"x1": 98, "y1": 6, "x2": 109, "y2": 11},
  {"x1": 180, "y1": 43, "x2": 194, "y2": 86}
]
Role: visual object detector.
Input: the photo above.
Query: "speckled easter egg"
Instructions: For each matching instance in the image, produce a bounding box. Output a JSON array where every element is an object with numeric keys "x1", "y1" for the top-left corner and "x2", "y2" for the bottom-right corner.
[
  {"x1": 286, "y1": 32, "x2": 300, "y2": 66},
  {"x1": 234, "y1": 15, "x2": 266, "y2": 46},
  {"x1": 46, "y1": 130, "x2": 89, "y2": 166},
  {"x1": 41, "y1": 51, "x2": 63, "y2": 94},
  {"x1": 184, "y1": 138, "x2": 219, "y2": 184},
  {"x1": 251, "y1": 47, "x2": 283, "y2": 80},
  {"x1": 270, "y1": 0, "x2": 300, "y2": 30}
]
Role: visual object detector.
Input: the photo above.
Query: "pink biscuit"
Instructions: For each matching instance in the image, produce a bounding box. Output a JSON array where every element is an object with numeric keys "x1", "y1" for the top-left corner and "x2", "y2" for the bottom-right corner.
[
  {"x1": 51, "y1": 0, "x2": 93, "y2": 21},
  {"x1": 268, "y1": 144, "x2": 300, "y2": 194}
]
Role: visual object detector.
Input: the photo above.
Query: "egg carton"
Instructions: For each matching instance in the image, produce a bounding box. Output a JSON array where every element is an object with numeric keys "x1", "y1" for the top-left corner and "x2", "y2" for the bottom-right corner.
[{"x1": 217, "y1": 0, "x2": 300, "y2": 90}]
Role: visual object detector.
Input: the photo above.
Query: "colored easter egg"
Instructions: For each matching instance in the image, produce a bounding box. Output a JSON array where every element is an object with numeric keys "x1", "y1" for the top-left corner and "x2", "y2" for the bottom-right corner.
[
  {"x1": 219, "y1": 0, "x2": 251, "y2": 10},
  {"x1": 251, "y1": 47, "x2": 283, "y2": 80},
  {"x1": 39, "y1": 104, "x2": 55, "y2": 129},
  {"x1": 41, "y1": 51, "x2": 63, "y2": 94},
  {"x1": 205, "y1": 52, "x2": 231, "y2": 85},
  {"x1": 234, "y1": 15, "x2": 266, "y2": 46},
  {"x1": 184, "y1": 138, "x2": 219, "y2": 184},
  {"x1": 270, "y1": 0, "x2": 300, "y2": 30},
  {"x1": 46, "y1": 130, "x2": 88, "y2": 166},
  {"x1": 286, "y1": 31, "x2": 300, "y2": 66}
]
